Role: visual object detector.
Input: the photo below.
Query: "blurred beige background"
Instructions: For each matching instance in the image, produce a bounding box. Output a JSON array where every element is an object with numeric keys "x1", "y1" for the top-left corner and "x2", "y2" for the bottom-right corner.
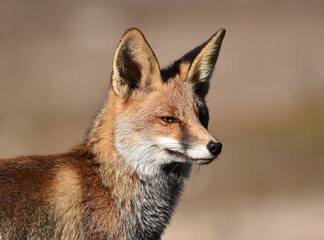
[{"x1": 1, "y1": 0, "x2": 324, "y2": 239}]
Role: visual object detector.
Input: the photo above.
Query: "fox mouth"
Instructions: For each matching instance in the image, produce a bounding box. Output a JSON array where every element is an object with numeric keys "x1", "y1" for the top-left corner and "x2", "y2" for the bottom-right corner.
[{"x1": 165, "y1": 149, "x2": 216, "y2": 165}]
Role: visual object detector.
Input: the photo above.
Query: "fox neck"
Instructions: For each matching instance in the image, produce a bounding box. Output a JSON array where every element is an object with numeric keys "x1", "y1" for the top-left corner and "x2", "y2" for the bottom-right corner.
[
  {"x1": 134, "y1": 163, "x2": 191, "y2": 239},
  {"x1": 85, "y1": 91, "x2": 192, "y2": 238}
]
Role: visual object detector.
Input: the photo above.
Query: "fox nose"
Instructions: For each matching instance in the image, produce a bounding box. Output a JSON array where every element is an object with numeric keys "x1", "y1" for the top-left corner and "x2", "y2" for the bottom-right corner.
[{"x1": 206, "y1": 141, "x2": 222, "y2": 156}]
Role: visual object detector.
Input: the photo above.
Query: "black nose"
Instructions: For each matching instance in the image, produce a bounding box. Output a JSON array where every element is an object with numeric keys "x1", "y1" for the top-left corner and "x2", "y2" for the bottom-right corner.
[{"x1": 206, "y1": 141, "x2": 222, "y2": 156}]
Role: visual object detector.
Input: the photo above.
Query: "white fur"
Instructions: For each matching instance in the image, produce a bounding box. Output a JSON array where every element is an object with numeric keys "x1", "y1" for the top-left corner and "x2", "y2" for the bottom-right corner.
[
  {"x1": 186, "y1": 144, "x2": 213, "y2": 159},
  {"x1": 156, "y1": 137, "x2": 213, "y2": 160},
  {"x1": 115, "y1": 137, "x2": 166, "y2": 176},
  {"x1": 155, "y1": 137, "x2": 185, "y2": 154},
  {"x1": 114, "y1": 120, "x2": 177, "y2": 176}
]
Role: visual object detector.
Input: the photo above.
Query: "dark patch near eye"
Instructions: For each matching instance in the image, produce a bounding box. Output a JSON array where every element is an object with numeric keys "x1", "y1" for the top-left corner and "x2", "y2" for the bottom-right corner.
[
  {"x1": 194, "y1": 81, "x2": 210, "y2": 99},
  {"x1": 198, "y1": 105, "x2": 209, "y2": 128},
  {"x1": 118, "y1": 45, "x2": 142, "y2": 90}
]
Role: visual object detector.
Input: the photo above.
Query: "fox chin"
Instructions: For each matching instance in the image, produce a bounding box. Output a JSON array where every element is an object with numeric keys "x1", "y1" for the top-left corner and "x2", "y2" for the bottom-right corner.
[{"x1": 0, "y1": 27, "x2": 225, "y2": 240}]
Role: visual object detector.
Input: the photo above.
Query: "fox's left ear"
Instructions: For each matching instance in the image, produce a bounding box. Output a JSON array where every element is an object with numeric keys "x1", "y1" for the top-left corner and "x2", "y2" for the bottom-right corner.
[
  {"x1": 112, "y1": 28, "x2": 162, "y2": 99},
  {"x1": 180, "y1": 28, "x2": 226, "y2": 98}
]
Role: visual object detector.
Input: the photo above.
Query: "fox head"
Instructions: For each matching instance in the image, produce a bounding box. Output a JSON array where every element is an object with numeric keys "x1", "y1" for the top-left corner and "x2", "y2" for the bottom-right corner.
[{"x1": 90, "y1": 28, "x2": 225, "y2": 176}]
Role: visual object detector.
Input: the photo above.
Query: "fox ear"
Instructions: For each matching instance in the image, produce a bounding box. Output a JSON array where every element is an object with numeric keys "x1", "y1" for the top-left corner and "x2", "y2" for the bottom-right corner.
[
  {"x1": 112, "y1": 28, "x2": 162, "y2": 98},
  {"x1": 179, "y1": 28, "x2": 226, "y2": 98}
]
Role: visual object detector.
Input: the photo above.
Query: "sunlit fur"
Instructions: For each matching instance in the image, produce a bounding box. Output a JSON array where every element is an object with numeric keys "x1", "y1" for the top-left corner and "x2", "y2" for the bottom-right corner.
[{"x1": 0, "y1": 28, "x2": 225, "y2": 239}]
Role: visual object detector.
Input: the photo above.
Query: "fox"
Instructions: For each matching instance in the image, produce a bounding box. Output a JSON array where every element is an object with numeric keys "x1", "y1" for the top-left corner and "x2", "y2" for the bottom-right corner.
[{"x1": 0, "y1": 28, "x2": 225, "y2": 240}]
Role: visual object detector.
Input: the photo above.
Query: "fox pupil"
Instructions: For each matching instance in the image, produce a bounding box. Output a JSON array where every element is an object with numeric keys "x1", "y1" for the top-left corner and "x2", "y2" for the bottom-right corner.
[{"x1": 161, "y1": 116, "x2": 176, "y2": 123}]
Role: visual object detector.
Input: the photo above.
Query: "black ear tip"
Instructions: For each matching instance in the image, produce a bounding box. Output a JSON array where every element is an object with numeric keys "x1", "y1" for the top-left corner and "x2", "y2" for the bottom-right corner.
[
  {"x1": 215, "y1": 28, "x2": 226, "y2": 39},
  {"x1": 122, "y1": 27, "x2": 144, "y2": 38}
]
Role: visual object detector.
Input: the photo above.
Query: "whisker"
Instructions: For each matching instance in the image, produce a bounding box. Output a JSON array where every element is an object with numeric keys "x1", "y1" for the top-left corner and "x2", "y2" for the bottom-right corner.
[
  {"x1": 206, "y1": 89, "x2": 227, "y2": 103},
  {"x1": 208, "y1": 77, "x2": 227, "y2": 91},
  {"x1": 168, "y1": 163, "x2": 180, "y2": 176},
  {"x1": 192, "y1": 165, "x2": 201, "y2": 180}
]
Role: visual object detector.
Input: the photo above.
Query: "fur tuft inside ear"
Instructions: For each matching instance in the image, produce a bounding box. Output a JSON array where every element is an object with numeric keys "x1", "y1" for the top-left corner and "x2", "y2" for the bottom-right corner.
[{"x1": 112, "y1": 28, "x2": 162, "y2": 99}]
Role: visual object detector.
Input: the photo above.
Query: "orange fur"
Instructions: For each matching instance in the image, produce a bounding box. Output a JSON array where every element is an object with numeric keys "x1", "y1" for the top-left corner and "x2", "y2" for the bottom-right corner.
[{"x1": 0, "y1": 28, "x2": 226, "y2": 239}]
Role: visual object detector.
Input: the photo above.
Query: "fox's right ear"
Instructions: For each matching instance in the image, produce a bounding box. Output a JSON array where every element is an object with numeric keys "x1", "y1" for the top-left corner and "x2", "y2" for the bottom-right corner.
[{"x1": 112, "y1": 28, "x2": 162, "y2": 99}]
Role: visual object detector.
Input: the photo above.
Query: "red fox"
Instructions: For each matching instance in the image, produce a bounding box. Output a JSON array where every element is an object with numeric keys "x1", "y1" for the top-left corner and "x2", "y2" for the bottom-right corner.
[{"x1": 0, "y1": 28, "x2": 225, "y2": 239}]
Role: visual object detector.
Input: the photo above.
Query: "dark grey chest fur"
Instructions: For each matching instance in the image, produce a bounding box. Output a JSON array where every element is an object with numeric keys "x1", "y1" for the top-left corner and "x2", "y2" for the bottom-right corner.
[{"x1": 130, "y1": 163, "x2": 192, "y2": 240}]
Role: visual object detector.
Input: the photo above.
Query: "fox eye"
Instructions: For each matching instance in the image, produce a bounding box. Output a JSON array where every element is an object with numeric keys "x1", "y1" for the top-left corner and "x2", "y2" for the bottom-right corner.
[{"x1": 161, "y1": 116, "x2": 177, "y2": 124}]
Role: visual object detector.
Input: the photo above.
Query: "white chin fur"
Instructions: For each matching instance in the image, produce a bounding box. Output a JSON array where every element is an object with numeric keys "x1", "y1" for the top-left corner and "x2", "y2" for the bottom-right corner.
[{"x1": 115, "y1": 139, "x2": 171, "y2": 176}]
